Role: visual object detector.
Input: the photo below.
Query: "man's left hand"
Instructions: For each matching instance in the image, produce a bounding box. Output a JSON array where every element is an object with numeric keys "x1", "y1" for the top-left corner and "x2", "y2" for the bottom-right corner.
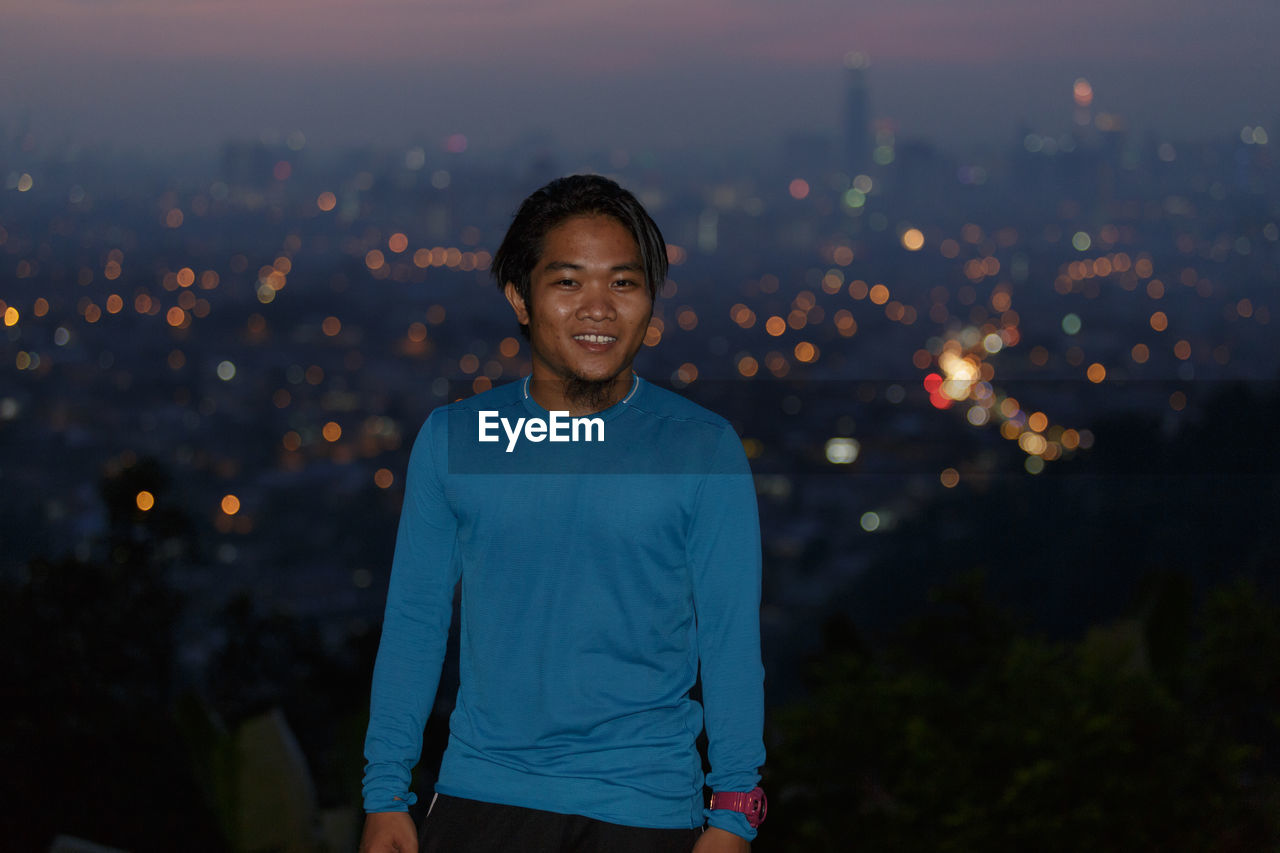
[{"x1": 693, "y1": 826, "x2": 750, "y2": 852}]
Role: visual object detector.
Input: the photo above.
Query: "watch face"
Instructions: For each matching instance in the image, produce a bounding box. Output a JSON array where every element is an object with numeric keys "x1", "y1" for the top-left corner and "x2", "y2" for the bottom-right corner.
[{"x1": 750, "y1": 789, "x2": 767, "y2": 827}]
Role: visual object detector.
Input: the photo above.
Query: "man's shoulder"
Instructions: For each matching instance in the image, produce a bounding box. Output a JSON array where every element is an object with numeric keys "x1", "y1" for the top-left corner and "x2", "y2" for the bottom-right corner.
[
  {"x1": 631, "y1": 377, "x2": 735, "y2": 434},
  {"x1": 628, "y1": 378, "x2": 753, "y2": 476}
]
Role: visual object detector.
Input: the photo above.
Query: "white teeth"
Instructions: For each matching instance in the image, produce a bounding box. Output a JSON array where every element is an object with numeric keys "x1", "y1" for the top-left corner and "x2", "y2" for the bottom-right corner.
[{"x1": 574, "y1": 334, "x2": 616, "y2": 343}]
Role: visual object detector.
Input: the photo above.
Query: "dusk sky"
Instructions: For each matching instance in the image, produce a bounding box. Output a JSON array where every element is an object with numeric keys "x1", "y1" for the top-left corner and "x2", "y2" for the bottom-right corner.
[{"x1": 2, "y1": 0, "x2": 1278, "y2": 157}]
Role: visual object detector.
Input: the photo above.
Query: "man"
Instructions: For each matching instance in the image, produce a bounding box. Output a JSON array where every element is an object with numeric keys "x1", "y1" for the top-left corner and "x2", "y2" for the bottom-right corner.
[{"x1": 360, "y1": 175, "x2": 766, "y2": 853}]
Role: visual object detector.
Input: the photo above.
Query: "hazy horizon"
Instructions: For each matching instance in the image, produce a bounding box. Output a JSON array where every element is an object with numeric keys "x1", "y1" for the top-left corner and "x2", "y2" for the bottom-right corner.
[{"x1": 2, "y1": 0, "x2": 1278, "y2": 158}]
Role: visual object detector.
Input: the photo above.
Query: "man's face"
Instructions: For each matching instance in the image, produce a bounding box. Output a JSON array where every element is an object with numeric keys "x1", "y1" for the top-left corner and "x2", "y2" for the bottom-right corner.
[{"x1": 505, "y1": 215, "x2": 653, "y2": 401}]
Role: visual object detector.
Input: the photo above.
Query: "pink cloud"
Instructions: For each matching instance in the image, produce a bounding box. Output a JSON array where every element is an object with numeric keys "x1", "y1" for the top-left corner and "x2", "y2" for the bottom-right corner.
[
  {"x1": 2, "y1": 0, "x2": 1274, "y2": 72},
  {"x1": 1, "y1": 0, "x2": 1274, "y2": 153}
]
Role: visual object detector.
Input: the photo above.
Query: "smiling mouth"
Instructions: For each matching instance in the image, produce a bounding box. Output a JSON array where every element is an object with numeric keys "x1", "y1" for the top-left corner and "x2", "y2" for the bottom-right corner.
[{"x1": 573, "y1": 334, "x2": 617, "y2": 344}]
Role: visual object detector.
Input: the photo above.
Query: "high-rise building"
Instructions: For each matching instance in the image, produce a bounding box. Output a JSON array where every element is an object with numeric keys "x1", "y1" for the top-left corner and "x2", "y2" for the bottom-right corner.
[{"x1": 843, "y1": 51, "x2": 872, "y2": 175}]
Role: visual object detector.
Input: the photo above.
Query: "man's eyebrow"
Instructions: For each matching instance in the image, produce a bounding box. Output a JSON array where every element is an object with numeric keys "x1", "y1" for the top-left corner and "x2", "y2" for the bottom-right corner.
[{"x1": 540, "y1": 261, "x2": 643, "y2": 273}]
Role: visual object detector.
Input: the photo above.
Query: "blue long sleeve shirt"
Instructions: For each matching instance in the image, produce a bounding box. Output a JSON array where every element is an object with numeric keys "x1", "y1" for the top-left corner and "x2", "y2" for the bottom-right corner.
[{"x1": 362, "y1": 374, "x2": 766, "y2": 840}]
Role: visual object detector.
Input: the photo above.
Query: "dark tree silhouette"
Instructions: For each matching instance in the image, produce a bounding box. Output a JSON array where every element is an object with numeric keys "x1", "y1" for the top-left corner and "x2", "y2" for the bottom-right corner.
[{"x1": 0, "y1": 458, "x2": 223, "y2": 852}]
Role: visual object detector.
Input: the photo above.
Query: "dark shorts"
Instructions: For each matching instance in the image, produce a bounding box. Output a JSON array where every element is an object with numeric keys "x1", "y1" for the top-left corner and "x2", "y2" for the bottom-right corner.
[{"x1": 418, "y1": 792, "x2": 703, "y2": 853}]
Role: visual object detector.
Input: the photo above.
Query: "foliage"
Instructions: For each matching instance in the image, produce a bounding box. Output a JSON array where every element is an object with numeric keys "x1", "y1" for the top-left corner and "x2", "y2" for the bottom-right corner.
[
  {"x1": 0, "y1": 541, "x2": 224, "y2": 849},
  {"x1": 760, "y1": 575, "x2": 1280, "y2": 852}
]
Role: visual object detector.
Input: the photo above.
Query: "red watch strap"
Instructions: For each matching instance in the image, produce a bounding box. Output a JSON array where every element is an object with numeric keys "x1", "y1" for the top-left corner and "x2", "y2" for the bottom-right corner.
[{"x1": 710, "y1": 786, "x2": 767, "y2": 828}]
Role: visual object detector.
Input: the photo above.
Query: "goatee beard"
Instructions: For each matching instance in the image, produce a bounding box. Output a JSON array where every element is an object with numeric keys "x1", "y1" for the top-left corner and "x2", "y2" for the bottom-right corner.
[{"x1": 564, "y1": 374, "x2": 619, "y2": 412}]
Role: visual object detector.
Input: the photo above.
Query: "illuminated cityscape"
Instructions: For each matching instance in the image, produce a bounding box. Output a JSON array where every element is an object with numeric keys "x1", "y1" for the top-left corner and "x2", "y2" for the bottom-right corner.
[
  {"x1": 4, "y1": 73, "x2": 1274, "y2": 579},
  {"x1": 2, "y1": 54, "x2": 1278, "y2": 850}
]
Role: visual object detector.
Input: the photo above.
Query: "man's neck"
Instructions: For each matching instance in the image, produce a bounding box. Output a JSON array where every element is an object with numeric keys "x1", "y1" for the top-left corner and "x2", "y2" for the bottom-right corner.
[{"x1": 527, "y1": 372, "x2": 635, "y2": 417}]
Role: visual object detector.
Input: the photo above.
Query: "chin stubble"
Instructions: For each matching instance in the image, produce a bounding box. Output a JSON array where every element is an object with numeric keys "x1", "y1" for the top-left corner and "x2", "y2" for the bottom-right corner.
[{"x1": 564, "y1": 374, "x2": 618, "y2": 412}]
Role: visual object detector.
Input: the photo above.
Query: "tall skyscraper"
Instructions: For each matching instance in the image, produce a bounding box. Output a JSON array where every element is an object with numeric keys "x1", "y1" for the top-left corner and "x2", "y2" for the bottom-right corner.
[{"x1": 843, "y1": 51, "x2": 872, "y2": 175}]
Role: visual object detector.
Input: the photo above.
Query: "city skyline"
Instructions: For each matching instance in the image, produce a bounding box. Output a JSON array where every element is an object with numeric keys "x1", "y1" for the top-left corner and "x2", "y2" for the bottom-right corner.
[{"x1": 2, "y1": 0, "x2": 1278, "y2": 156}]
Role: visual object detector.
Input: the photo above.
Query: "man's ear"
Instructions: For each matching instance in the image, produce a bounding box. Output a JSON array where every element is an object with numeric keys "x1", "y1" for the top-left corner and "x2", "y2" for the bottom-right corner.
[{"x1": 504, "y1": 282, "x2": 530, "y2": 325}]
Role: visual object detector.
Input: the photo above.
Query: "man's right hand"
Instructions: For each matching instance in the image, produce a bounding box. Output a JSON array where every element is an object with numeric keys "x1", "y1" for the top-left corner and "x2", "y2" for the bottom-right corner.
[{"x1": 359, "y1": 810, "x2": 417, "y2": 853}]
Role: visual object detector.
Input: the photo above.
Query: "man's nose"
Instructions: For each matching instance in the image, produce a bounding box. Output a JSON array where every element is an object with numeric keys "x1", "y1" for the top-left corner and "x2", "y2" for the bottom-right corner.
[{"x1": 577, "y1": 283, "x2": 615, "y2": 318}]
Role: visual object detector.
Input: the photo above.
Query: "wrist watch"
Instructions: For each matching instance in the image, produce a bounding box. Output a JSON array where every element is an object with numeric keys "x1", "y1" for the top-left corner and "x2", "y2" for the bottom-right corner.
[{"x1": 710, "y1": 786, "x2": 767, "y2": 829}]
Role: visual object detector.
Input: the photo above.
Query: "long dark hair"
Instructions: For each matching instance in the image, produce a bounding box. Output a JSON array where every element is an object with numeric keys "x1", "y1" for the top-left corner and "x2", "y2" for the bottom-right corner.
[{"x1": 491, "y1": 174, "x2": 668, "y2": 337}]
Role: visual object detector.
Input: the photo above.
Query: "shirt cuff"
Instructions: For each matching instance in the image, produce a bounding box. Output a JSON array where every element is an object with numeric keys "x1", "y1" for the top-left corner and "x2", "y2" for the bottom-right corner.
[
  {"x1": 704, "y1": 806, "x2": 757, "y2": 841},
  {"x1": 363, "y1": 791, "x2": 418, "y2": 813}
]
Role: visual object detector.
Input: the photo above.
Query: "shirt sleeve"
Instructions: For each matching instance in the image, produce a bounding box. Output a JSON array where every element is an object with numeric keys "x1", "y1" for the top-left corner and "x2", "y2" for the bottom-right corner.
[
  {"x1": 362, "y1": 412, "x2": 461, "y2": 812},
  {"x1": 687, "y1": 424, "x2": 767, "y2": 841}
]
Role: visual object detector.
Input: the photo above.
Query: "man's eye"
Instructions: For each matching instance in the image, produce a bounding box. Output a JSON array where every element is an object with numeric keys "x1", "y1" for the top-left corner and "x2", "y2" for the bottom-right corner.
[
  {"x1": 614, "y1": 279, "x2": 638, "y2": 288},
  {"x1": 555, "y1": 279, "x2": 578, "y2": 287}
]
